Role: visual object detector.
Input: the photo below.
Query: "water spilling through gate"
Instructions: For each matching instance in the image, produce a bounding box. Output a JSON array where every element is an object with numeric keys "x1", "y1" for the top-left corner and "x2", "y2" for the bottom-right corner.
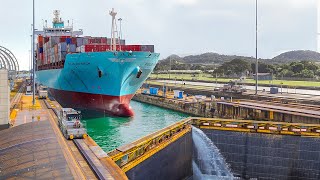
[{"x1": 192, "y1": 126, "x2": 234, "y2": 180}]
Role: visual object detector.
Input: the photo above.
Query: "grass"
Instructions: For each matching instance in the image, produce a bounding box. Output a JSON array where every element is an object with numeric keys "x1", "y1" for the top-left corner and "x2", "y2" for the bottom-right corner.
[{"x1": 150, "y1": 73, "x2": 320, "y2": 87}]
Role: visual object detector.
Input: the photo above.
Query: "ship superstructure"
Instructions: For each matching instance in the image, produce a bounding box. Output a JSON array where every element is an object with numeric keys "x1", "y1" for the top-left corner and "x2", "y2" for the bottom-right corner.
[{"x1": 35, "y1": 9, "x2": 159, "y2": 116}]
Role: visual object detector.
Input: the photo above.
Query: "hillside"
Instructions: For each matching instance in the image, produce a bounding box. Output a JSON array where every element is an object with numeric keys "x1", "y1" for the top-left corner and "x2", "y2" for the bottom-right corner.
[
  {"x1": 181, "y1": 52, "x2": 256, "y2": 64},
  {"x1": 156, "y1": 50, "x2": 320, "y2": 71},
  {"x1": 272, "y1": 50, "x2": 320, "y2": 63}
]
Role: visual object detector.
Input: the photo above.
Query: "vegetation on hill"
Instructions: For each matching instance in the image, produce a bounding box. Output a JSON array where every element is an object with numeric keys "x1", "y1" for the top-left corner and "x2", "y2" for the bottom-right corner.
[
  {"x1": 154, "y1": 50, "x2": 320, "y2": 79},
  {"x1": 215, "y1": 60, "x2": 320, "y2": 79},
  {"x1": 155, "y1": 50, "x2": 320, "y2": 69},
  {"x1": 272, "y1": 50, "x2": 320, "y2": 63}
]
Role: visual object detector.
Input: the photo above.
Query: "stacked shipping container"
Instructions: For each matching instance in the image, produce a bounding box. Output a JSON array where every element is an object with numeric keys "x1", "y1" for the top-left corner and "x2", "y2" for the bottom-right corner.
[{"x1": 37, "y1": 36, "x2": 154, "y2": 67}]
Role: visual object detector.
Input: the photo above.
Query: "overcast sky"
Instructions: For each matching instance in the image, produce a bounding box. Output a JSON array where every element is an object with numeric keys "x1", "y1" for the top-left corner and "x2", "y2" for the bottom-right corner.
[{"x1": 0, "y1": 0, "x2": 317, "y2": 70}]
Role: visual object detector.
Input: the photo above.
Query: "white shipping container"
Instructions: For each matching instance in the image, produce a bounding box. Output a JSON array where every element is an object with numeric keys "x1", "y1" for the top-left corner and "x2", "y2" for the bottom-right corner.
[
  {"x1": 76, "y1": 47, "x2": 81, "y2": 53},
  {"x1": 107, "y1": 38, "x2": 125, "y2": 45},
  {"x1": 80, "y1": 45, "x2": 85, "y2": 52}
]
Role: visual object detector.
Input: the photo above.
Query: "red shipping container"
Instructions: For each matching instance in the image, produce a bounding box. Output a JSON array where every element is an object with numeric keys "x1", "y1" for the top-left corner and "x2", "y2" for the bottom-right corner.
[
  {"x1": 60, "y1": 37, "x2": 66, "y2": 43},
  {"x1": 38, "y1": 35, "x2": 43, "y2": 43},
  {"x1": 88, "y1": 38, "x2": 94, "y2": 44},
  {"x1": 84, "y1": 44, "x2": 95, "y2": 52},
  {"x1": 72, "y1": 37, "x2": 77, "y2": 44},
  {"x1": 39, "y1": 53, "x2": 44, "y2": 61},
  {"x1": 101, "y1": 38, "x2": 107, "y2": 44},
  {"x1": 82, "y1": 44, "x2": 126, "y2": 52},
  {"x1": 123, "y1": 45, "x2": 134, "y2": 51}
]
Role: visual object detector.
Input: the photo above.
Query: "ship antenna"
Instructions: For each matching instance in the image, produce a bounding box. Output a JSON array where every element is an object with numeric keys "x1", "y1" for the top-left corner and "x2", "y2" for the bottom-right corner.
[
  {"x1": 109, "y1": 8, "x2": 120, "y2": 51},
  {"x1": 45, "y1": 20, "x2": 47, "y2": 28}
]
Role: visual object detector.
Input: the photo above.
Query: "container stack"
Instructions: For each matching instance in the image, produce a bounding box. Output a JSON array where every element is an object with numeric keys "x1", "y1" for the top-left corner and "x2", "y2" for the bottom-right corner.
[
  {"x1": 37, "y1": 36, "x2": 155, "y2": 67},
  {"x1": 37, "y1": 36, "x2": 44, "y2": 65}
]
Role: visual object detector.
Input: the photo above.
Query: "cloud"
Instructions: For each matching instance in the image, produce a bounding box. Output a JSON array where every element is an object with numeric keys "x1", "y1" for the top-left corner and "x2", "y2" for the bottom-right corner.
[
  {"x1": 0, "y1": 0, "x2": 318, "y2": 70},
  {"x1": 174, "y1": 0, "x2": 198, "y2": 6}
]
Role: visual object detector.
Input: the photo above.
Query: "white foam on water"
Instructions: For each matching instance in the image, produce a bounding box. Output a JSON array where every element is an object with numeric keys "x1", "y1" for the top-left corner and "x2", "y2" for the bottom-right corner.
[{"x1": 192, "y1": 126, "x2": 234, "y2": 180}]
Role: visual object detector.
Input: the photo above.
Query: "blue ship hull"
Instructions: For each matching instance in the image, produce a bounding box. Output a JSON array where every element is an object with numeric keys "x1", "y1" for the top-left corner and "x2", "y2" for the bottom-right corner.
[{"x1": 36, "y1": 51, "x2": 159, "y2": 116}]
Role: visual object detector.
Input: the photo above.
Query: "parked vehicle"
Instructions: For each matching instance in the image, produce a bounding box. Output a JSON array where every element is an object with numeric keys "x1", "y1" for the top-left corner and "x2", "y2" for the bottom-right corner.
[
  {"x1": 25, "y1": 85, "x2": 32, "y2": 95},
  {"x1": 38, "y1": 86, "x2": 48, "y2": 99},
  {"x1": 221, "y1": 81, "x2": 246, "y2": 94},
  {"x1": 58, "y1": 108, "x2": 87, "y2": 140}
]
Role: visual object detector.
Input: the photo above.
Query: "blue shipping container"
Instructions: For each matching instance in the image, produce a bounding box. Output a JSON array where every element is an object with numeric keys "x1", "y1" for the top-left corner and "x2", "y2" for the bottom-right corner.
[
  {"x1": 58, "y1": 42, "x2": 67, "y2": 52},
  {"x1": 68, "y1": 44, "x2": 76, "y2": 53},
  {"x1": 76, "y1": 37, "x2": 84, "y2": 47},
  {"x1": 66, "y1": 38, "x2": 72, "y2": 44}
]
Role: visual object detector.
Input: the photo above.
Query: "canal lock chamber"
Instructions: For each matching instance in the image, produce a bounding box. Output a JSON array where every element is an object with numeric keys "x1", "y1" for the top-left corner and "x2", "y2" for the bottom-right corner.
[{"x1": 124, "y1": 126, "x2": 320, "y2": 180}]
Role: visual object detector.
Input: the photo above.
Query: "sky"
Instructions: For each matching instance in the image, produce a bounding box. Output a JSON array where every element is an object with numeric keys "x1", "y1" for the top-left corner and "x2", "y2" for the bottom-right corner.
[{"x1": 0, "y1": 0, "x2": 318, "y2": 70}]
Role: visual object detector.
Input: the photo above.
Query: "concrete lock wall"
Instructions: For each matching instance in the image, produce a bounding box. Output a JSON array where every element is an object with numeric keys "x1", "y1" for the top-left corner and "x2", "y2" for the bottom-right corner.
[
  {"x1": 0, "y1": 69, "x2": 9, "y2": 129},
  {"x1": 201, "y1": 129, "x2": 320, "y2": 180},
  {"x1": 126, "y1": 132, "x2": 193, "y2": 180}
]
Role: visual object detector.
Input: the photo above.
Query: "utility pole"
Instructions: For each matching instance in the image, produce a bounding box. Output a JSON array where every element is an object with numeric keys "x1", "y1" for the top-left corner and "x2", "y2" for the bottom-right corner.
[
  {"x1": 169, "y1": 56, "x2": 171, "y2": 79},
  {"x1": 30, "y1": 25, "x2": 32, "y2": 75},
  {"x1": 255, "y1": 0, "x2": 259, "y2": 95},
  {"x1": 32, "y1": 0, "x2": 35, "y2": 106}
]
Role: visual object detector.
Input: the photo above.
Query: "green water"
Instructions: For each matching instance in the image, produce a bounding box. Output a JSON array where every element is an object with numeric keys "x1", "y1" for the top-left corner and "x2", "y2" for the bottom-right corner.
[{"x1": 82, "y1": 101, "x2": 189, "y2": 152}]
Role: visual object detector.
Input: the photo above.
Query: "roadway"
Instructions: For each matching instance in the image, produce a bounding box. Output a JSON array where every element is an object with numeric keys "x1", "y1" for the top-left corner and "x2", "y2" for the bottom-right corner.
[
  {"x1": 6, "y1": 87, "x2": 128, "y2": 179},
  {"x1": 155, "y1": 80, "x2": 320, "y2": 96}
]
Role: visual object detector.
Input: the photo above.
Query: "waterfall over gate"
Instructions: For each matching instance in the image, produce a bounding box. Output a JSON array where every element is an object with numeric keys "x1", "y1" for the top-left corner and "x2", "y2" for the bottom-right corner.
[{"x1": 192, "y1": 126, "x2": 234, "y2": 180}]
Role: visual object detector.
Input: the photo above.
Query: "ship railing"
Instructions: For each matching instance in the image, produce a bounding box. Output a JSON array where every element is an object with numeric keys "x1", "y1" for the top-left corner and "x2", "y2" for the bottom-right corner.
[{"x1": 108, "y1": 118, "x2": 192, "y2": 172}]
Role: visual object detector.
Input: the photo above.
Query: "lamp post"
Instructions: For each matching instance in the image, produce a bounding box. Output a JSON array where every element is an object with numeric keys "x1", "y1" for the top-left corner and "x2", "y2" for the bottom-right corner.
[
  {"x1": 30, "y1": 25, "x2": 32, "y2": 76},
  {"x1": 255, "y1": 0, "x2": 259, "y2": 95}
]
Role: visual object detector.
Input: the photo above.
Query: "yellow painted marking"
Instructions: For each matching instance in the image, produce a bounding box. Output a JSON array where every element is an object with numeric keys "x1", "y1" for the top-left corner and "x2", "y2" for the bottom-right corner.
[
  {"x1": 257, "y1": 129, "x2": 272, "y2": 134},
  {"x1": 270, "y1": 111, "x2": 274, "y2": 120},
  {"x1": 301, "y1": 132, "x2": 319, "y2": 136},
  {"x1": 200, "y1": 126, "x2": 251, "y2": 132},
  {"x1": 121, "y1": 127, "x2": 191, "y2": 172},
  {"x1": 280, "y1": 131, "x2": 295, "y2": 135},
  {"x1": 9, "y1": 109, "x2": 18, "y2": 121}
]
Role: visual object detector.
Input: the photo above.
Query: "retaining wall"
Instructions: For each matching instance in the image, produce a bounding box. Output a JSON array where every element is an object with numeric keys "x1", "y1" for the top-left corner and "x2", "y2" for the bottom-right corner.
[
  {"x1": 202, "y1": 129, "x2": 320, "y2": 180},
  {"x1": 125, "y1": 132, "x2": 192, "y2": 180}
]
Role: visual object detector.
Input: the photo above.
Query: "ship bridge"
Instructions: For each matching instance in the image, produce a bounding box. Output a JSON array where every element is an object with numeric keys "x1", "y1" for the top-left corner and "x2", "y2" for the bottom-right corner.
[{"x1": 36, "y1": 10, "x2": 83, "y2": 37}]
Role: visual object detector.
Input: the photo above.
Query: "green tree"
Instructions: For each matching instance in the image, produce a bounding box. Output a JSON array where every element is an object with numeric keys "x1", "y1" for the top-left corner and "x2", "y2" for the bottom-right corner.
[
  {"x1": 290, "y1": 62, "x2": 304, "y2": 73},
  {"x1": 217, "y1": 59, "x2": 250, "y2": 76},
  {"x1": 299, "y1": 69, "x2": 314, "y2": 78}
]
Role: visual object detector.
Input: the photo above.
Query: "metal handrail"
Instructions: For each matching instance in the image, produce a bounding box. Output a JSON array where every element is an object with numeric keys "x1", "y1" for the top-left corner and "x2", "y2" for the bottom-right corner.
[{"x1": 109, "y1": 117, "x2": 320, "y2": 171}]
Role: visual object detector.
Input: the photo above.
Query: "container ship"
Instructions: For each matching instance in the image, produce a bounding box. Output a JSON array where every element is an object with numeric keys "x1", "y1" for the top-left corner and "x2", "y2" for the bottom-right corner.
[{"x1": 35, "y1": 9, "x2": 159, "y2": 117}]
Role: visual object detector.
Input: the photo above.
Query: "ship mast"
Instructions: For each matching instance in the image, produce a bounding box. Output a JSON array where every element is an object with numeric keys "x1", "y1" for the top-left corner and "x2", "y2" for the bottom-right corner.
[{"x1": 109, "y1": 8, "x2": 120, "y2": 51}]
